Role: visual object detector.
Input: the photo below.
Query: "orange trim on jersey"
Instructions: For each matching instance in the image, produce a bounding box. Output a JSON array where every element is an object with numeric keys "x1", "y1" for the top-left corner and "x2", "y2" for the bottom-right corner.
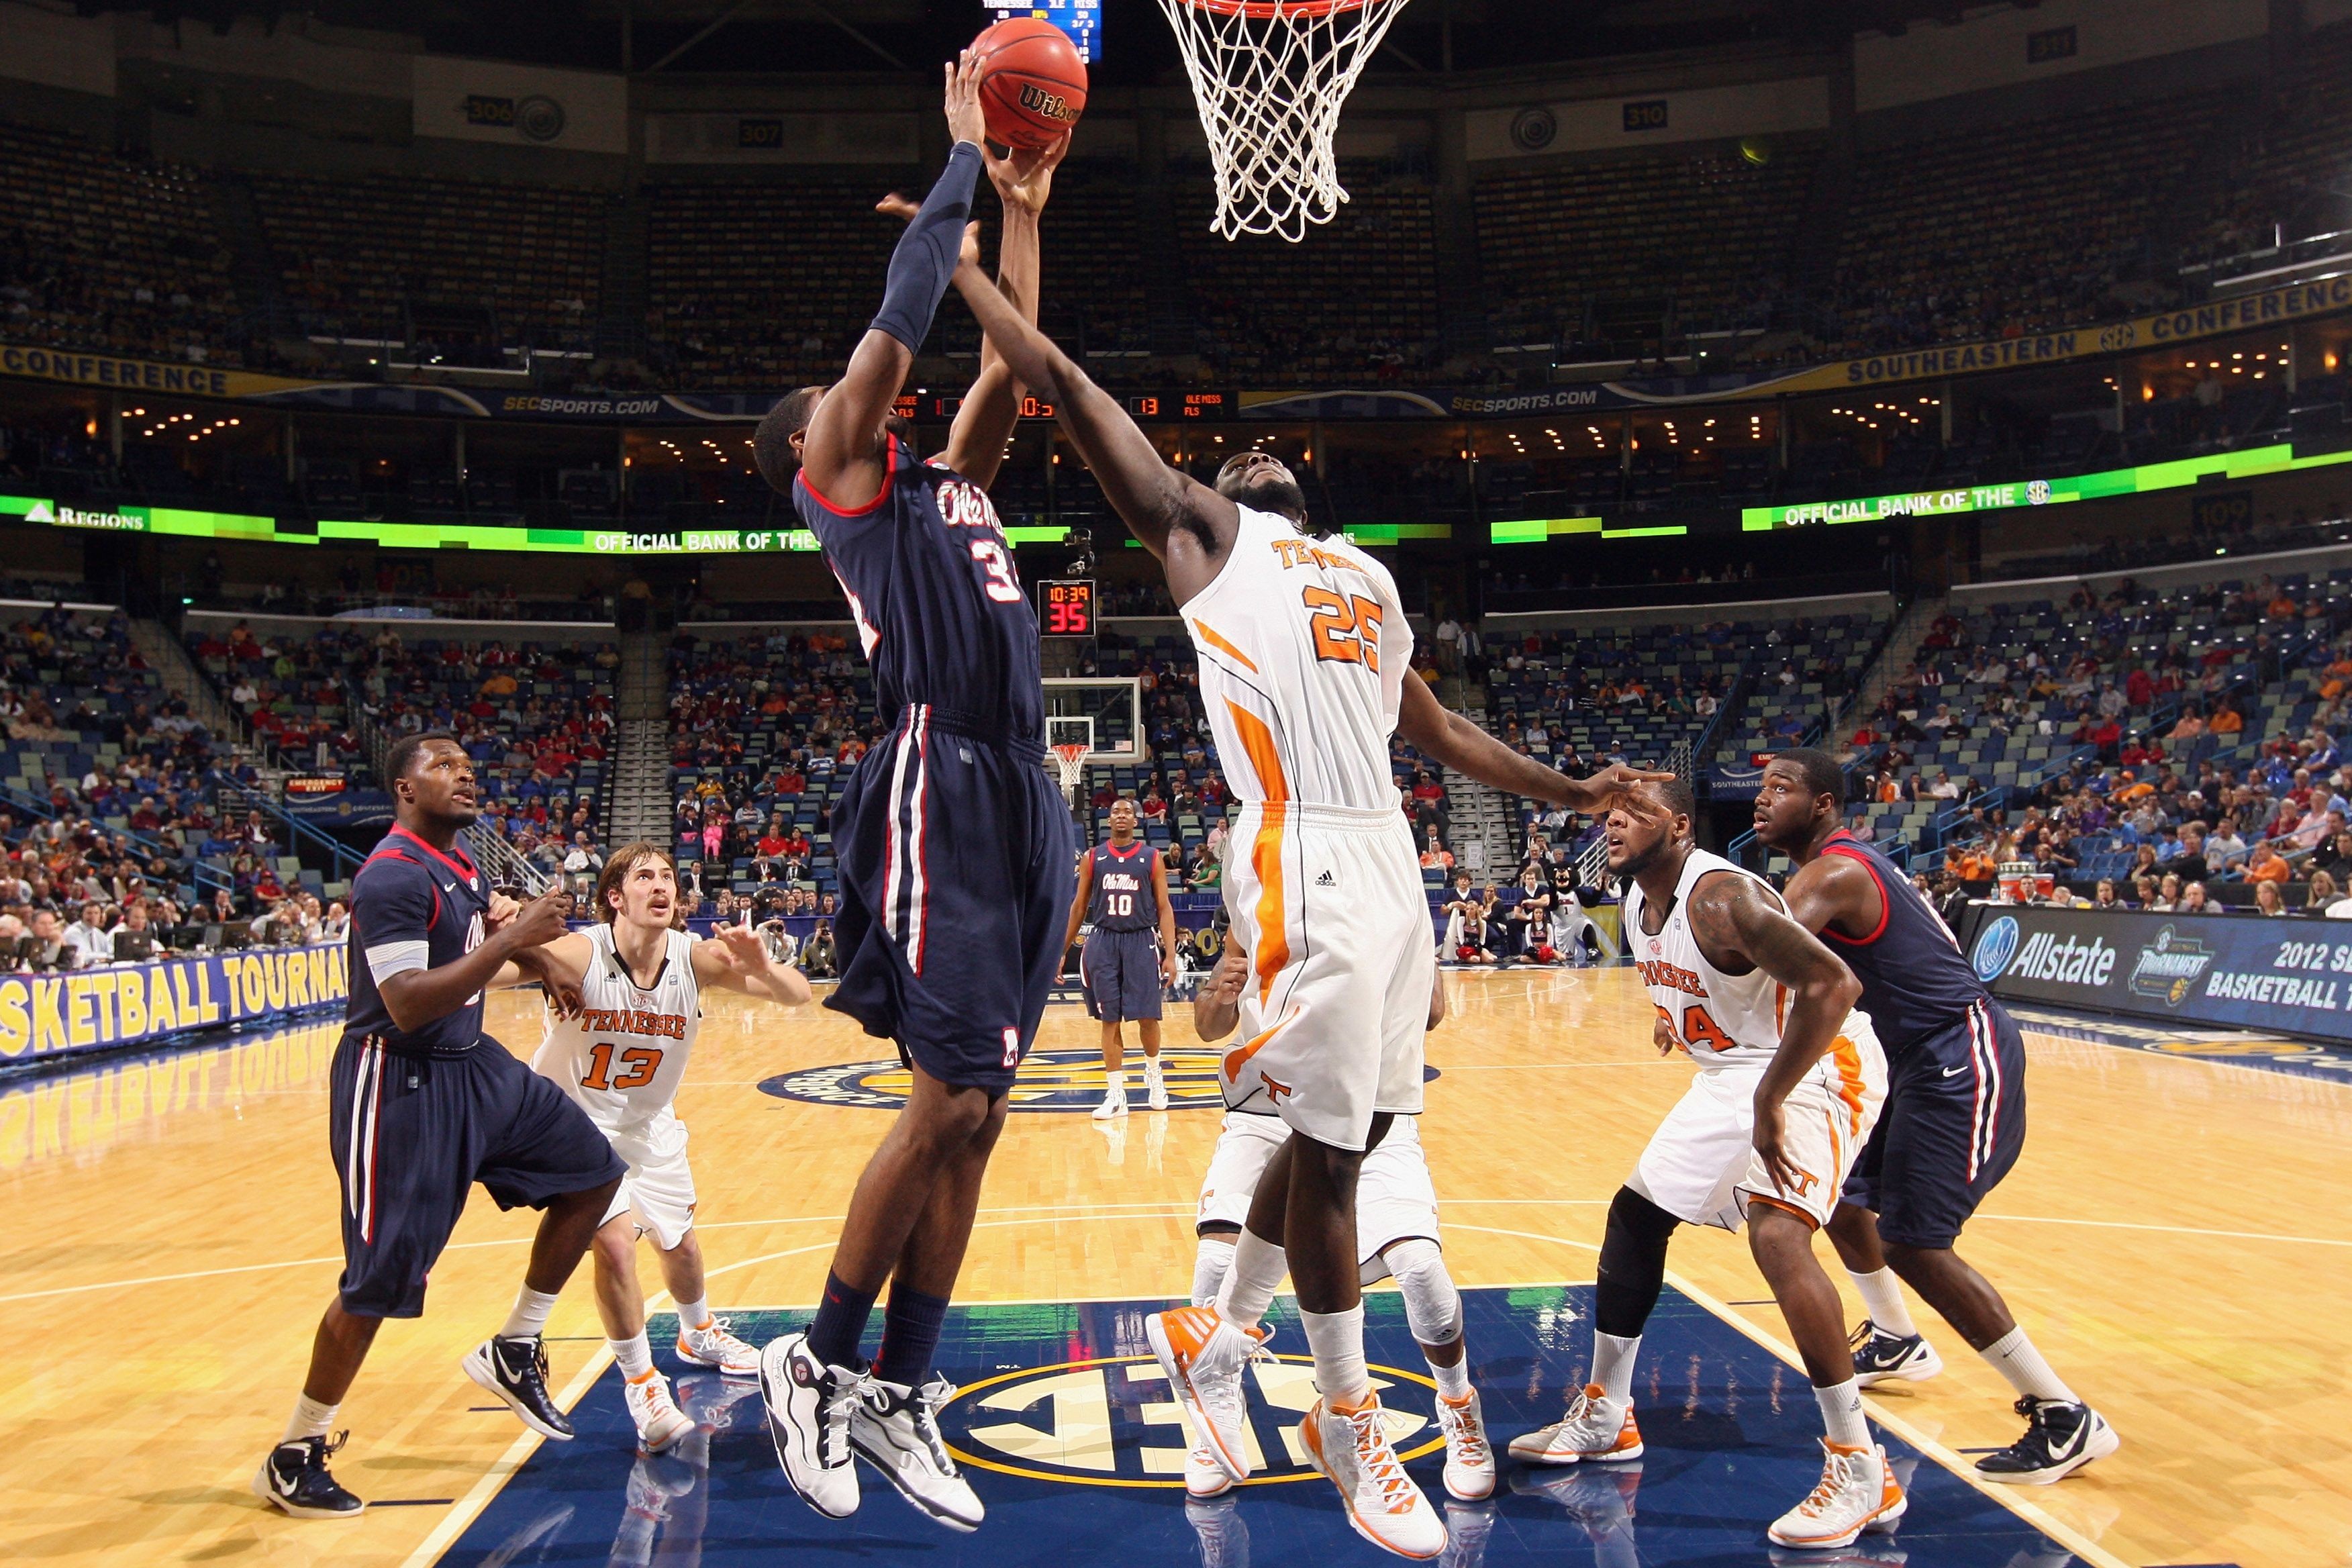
[
  {"x1": 1192, "y1": 618, "x2": 1259, "y2": 673},
  {"x1": 1224, "y1": 699, "x2": 1289, "y2": 803},
  {"x1": 1249, "y1": 806, "x2": 1289, "y2": 1003},
  {"x1": 1223, "y1": 1003, "x2": 1295, "y2": 1083}
]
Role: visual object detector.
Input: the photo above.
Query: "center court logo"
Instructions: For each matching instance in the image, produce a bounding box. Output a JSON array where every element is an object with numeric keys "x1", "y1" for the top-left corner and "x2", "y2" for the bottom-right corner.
[
  {"x1": 2127, "y1": 926, "x2": 2215, "y2": 1007},
  {"x1": 939, "y1": 1353, "x2": 1438, "y2": 1487},
  {"x1": 761, "y1": 1042, "x2": 1228, "y2": 1112},
  {"x1": 1969, "y1": 916, "x2": 2020, "y2": 982}
]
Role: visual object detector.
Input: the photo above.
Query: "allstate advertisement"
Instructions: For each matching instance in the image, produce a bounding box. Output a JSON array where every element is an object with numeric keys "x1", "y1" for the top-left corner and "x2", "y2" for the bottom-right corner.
[
  {"x1": 1955, "y1": 905, "x2": 2352, "y2": 1042},
  {"x1": 0, "y1": 945, "x2": 350, "y2": 1064}
]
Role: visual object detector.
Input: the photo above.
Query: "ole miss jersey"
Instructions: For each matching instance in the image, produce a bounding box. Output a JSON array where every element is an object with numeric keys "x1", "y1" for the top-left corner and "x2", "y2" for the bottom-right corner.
[
  {"x1": 796, "y1": 433, "x2": 1044, "y2": 746},
  {"x1": 1816, "y1": 828, "x2": 1988, "y2": 1053},
  {"x1": 1087, "y1": 840, "x2": 1159, "y2": 931},
  {"x1": 344, "y1": 825, "x2": 491, "y2": 1058}
]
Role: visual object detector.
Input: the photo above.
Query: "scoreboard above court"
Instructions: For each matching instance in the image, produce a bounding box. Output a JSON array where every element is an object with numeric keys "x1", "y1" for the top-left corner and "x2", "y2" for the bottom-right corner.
[
  {"x1": 916, "y1": 390, "x2": 1229, "y2": 422},
  {"x1": 983, "y1": 0, "x2": 1100, "y2": 62}
]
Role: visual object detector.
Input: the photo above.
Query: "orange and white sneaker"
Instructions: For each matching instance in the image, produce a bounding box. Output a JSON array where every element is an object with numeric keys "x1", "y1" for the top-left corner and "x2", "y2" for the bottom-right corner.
[
  {"x1": 1767, "y1": 1439, "x2": 1907, "y2": 1550},
  {"x1": 675, "y1": 1315, "x2": 760, "y2": 1379},
  {"x1": 1300, "y1": 1391, "x2": 1448, "y2": 1560},
  {"x1": 1184, "y1": 1438, "x2": 1233, "y2": 1498},
  {"x1": 1145, "y1": 1305, "x2": 1268, "y2": 1485},
  {"x1": 622, "y1": 1367, "x2": 696, "y2": 1454},
  {"x1": 1435, "y1": 1387, "x2": 1496, "y2": 1501},
  {"x1": 1506, "y1": 1385, "x2": 1643, "y2": 1465}
]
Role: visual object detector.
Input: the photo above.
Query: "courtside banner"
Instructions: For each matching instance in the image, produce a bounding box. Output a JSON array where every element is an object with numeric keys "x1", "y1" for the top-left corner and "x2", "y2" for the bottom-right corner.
[
  {"x1": 1955, "y1": 903, "x2": 2352, "y2": 1042},
  {"x1": 0, "y1": 945, "x2": 349, "y2": 1063}
]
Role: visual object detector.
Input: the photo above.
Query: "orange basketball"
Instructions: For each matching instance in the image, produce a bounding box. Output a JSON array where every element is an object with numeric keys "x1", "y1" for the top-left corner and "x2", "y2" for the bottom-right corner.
[{"x1": 971, "y1": 17, "x2": 1087, "y2": 150}]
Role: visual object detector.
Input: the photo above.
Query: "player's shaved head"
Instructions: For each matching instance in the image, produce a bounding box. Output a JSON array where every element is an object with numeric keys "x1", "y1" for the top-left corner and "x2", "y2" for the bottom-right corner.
[
  {"x1": 1773, "y1": 747, "x2": 1844, "y2": 807},
  {"x1": 754, "y1": 385, "x2": 827, "y2": 493},
  {"x1": 1603, "y1": 774, "x2": 1694, "y2": 879},
  {"x1": 1214, "y1": 450, "x2": 1310, "y2": 528}
]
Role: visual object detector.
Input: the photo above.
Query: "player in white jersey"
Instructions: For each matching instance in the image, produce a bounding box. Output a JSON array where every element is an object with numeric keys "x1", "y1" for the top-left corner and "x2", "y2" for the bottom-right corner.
[
  {"x1": 1187, "y1": 940, "x2": 1493, "y2": 1516},
  {"x1": 943, "y1": 248, "x2": 1661, "y2": 1560},
  {"x1": 1507, "y1": 779, "x2": 1901, "y2": 1551},
  {"x1": 530, "y1": 842, "x2": 812, "y2": 1451}
]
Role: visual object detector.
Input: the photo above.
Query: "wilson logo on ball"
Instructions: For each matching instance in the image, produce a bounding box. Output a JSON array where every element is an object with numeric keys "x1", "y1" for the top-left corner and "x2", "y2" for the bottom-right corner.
[{"x1": 1018, "y1": 84, "x2": 1079, "y2": 124}]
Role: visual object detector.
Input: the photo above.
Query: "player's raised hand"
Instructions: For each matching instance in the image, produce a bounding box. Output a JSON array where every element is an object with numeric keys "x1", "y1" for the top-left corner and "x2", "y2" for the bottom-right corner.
[
  {"x1": 985, "y1": 131, "x2": 1071, "y2": 215},
  {"x1": 711, "y1": 910, "x2": 771, "y2": 973},
  {"x1": 501, "y1": 887, "x2": 573, "y2": 951},
  {"x1": 944, "y1": 49, "x2": 988, "y2": 150},
  {"x1": 1560, "y1": 761, "x2": 1680, "y2": 814}
]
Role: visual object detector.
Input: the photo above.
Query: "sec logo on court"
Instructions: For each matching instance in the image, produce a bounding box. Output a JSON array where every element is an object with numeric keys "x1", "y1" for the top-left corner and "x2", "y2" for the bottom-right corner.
[
  {"x1": 939, "y1": 1353, "x2": 1441, "y2": 1487},
  {"x1": 761, "y1": 1042, "x2": 1228, "y2": 1112}
]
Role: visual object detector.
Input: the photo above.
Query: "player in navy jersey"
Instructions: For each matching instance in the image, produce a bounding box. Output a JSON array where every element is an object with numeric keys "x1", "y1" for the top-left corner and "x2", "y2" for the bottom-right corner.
[
  {"x1": 1756, "y1": 749, "x2": 2118, "y2": 1485},
  {"x1": 1061, "y1": 796, "x2": 1179, "y2": 1118},
  {"x1": 746, "y1": 57, "x2": 1074, "y2": 1533},
  {"x1": 254, "y1": 732, "x2": 628, "y2": 1520}
]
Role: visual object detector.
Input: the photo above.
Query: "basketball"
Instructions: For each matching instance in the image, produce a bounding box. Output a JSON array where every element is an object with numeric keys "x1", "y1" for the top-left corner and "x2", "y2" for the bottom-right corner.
[{"x1": 971, "y1": 17, "x2": 1087, "y2": 149}]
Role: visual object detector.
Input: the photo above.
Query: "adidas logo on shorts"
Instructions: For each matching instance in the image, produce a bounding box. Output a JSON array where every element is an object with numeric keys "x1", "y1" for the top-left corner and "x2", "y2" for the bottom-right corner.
[{"x1": 1315, "y1": 870, "x2": 1336, "y2": 887}]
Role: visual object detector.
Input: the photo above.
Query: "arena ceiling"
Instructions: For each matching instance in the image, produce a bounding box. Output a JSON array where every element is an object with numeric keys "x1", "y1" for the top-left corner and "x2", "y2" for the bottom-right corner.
[{"x1": 76, "y1": 1, "x2": 2022, "y2": 81}]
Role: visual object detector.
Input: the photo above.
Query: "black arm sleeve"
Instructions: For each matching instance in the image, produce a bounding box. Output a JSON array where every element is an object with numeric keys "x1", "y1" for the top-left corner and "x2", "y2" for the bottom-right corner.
[{"x1": 869, "y1": 142, "x2": 985, "y2": 354}]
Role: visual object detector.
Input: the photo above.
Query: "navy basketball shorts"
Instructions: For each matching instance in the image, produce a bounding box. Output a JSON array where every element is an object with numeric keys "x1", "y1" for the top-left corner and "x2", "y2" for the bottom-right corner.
[
  {"x1": 330, "y1": 1032, "x2": 627, "y2": 1318},
  {"x1": 1841, "y1": 998, "x2": 2028, "y2": 1249},
  {"x1": 827, "y1": 709, "x2": 1077, "y2": 1094},
  {"x1": 1081, "y1": 926, "x2": 1165, "y2": 1024}
]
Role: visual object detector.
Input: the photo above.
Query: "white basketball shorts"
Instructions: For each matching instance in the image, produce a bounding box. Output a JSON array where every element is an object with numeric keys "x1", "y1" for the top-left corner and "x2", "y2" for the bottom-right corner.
[
  {"x1": 593, "y1": 1106, "x2": 699, "y2": 1251},
  {"x1": 1627, "y1": 1030, "x2": 1888, "y2": 1232},
  {"x1": 1220, "y1": 801, "x2": 1432, "y2": 1151},
  {"x1": 1194, "y1": 1109, "x2": 1440, "y2": 1272}
]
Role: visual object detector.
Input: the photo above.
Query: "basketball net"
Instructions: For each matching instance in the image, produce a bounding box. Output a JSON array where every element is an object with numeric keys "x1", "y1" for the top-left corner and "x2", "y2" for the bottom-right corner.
[
  {"x1": 1159, "y1": 0, "x2": 1416, "y2": 242},
  {"x1": 1052, "y1": 742, "x2": 1091, "y2": 806}
]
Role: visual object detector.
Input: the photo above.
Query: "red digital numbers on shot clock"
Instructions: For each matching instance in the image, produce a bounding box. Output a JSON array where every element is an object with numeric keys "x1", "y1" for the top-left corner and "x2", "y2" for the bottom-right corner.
[{"x1": 1038, "y1": 579, "x2": 1095, "y2": 636}]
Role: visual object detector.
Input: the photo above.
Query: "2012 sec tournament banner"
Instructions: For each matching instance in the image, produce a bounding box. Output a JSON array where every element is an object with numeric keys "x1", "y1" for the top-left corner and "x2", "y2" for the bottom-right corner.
[
  {"x1": 0, "y1": 945, "x2": 350, "y2": 1063},
  {"x1": 1957, "y1": 903, "x2": 2352, "y2": 1043}
]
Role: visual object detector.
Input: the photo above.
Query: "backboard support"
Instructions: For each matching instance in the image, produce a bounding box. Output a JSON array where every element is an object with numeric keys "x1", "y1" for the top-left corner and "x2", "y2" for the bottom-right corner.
[{"x1": 1042, "y1": 675, "x2": 1144, "y2": 808}]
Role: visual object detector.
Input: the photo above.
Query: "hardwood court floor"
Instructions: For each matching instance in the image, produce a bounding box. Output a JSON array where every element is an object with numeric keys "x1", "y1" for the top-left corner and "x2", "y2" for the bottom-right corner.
[{"x1": 0, "y1": 966, "x2": 2346, "y2": 1568}]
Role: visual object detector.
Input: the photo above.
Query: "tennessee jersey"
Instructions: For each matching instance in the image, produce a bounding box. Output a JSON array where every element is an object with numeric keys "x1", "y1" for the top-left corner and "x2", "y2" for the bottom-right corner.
[
  {"x1": 1183, "y1": 505, "x2": 1412, "y2": 812},
  {"x1": 532, "y1": 923, "x2": 701, "y2": 1138}
]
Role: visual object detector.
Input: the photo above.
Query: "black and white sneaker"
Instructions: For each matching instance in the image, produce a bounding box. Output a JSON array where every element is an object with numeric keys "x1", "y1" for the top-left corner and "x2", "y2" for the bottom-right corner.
[
  {"x1": 251, "y1": 1432, "x2": 365, "y2": 1519},
  {"x1": 462, "y1": 1334, "x2": 575, "y2": 1441},
  {"x1": 850, "y1": 1374, "x2": 983, "y2": 1532},
  {"x1": 758, "y1": 1331, "x2": 865, "y2": 1520},
  {"x1": 1849, "y1": 1321, "x2": 1943, "y2": 1387},
  {"x1": 1974, "y1": 1397, "x2": 2119, "y2": 1484}
]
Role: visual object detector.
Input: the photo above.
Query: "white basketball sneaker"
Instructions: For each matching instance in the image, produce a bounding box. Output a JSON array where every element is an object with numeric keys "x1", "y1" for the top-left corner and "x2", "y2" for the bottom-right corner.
[
  {"x1": 1091, "y1": 1085, "x2": 1129, "y2": 1119},
  {"x1": 675, "y1": 1315, "x2": 761, "y2": 1379},
  {"x1": 1144, "y1": 1059, "x2": 1169, "y2": 1110},
  {"x1": 1145, "y1": 1305, "x2": 1267, "y2": 1485},
  {"x1": 1767, "y1": 1439, "x2": 1907, "y2": 1550},
  {"x1": 757, "y1": 1332, "x2": 864, "y2": 1520},
  {"x1": 1507, "y1": 1384, "x2": 1643, "y2": 1465},
  {"x1": 1299, "y1": 1391, "x2": 1448, "y2": 1560},
  {"x1": 848, "y1": 1374, "x2": 985, "y2": 1532},
  {"x1": 1185, "y1": 1438, "x2": 1234, "y2": 1498},
  {"x1": 1435, "y1": 1388, "x2": 1497, "y2": 1501},
  {"x1": 622, "y1": 1368, "x2": 695, "y2": 1454}
]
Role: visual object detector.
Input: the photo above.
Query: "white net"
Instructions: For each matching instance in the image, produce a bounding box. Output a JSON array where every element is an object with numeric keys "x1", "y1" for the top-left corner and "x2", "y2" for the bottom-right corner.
[{"x1": 1157, "y1": 0, "x2": 1417, "y2": 242}]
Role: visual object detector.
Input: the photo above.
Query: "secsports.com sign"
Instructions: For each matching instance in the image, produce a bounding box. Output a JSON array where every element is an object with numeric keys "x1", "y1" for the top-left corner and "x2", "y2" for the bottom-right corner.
[{"x1": 1955, "y1": 904, "x2": 2352, "y2": 1042}]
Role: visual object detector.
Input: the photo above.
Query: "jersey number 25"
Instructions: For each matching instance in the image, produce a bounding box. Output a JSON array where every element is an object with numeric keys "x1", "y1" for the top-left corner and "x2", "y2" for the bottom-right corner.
[{"x1": 1304, "y1": 587, "x2": 1382, "y2": 672}]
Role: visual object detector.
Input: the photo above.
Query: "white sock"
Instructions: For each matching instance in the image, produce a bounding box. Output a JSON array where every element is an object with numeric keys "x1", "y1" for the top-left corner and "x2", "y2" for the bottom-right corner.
[
  {"x1": 611, "y1": 1330, "x2": 654, "y2": 1379},
  {"x1": 1979, "y1": 1326, "x2": 2078, "y2": 1405},
  {"x1": 1814, "y1": 1377, "x2": 1870, "y2": 1450},
  {"x1": 1192, "y1": 1235, "x2": 1236, "y2": 1308},
  {"x1": 1106, "y1": 1069, "x2": 1126, "y2": 1097},
  {"x1": 1590, "y1": 1330, "x2": 1641, "y2": 1404},
  {"x1": 1216, "y1": 1228, "x2": 1287, "y2": 1330},
  {"x1": 675, "y1": 1296, "x2": 712, "y2": 1332},
  {"x1": 282, "y1": 1393, "x2": 338, "y2": 1444},
  {"x1": 1144, "y1": 1055, "x2": 1163, "y2": 1078},
  {"x1": 1848, "y1": 1267, "x2": 1918, "y2": 1338},
  {"x1": 1428, "y1": 1352, "x2": 1471, "y2": 1400},
  {"x1": 499, "y1": 1285, "x2": 561, "y2": 1340},
  {"x1": 1300, "y1": 1303, "x2": 1370, "y2": 1406}
]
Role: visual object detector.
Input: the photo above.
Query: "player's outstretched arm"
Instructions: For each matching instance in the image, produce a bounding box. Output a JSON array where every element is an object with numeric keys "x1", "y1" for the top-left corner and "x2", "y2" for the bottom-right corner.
[
  {"x1": 1685, "y1": 871, "x2": 1863, "y2": 1195},
  {"x1": 949, "y1": 246, "x2": 1237, "y2": 599},
  {"x1": 695, "y1": 913, "x2": 814, "y2": 1007},
  {"x1": 1397, "y1": 673, "x2": 1673, "y2": 810},
  {"x1": 941, "y1": 134, "x2": 1068, "y2": 489},
  {"x1": 377, "y1": 887, "x2": 571, "y2": 1034},
  {"x1": 804, "y1": 55, "x2": 991, "y2": 505}
]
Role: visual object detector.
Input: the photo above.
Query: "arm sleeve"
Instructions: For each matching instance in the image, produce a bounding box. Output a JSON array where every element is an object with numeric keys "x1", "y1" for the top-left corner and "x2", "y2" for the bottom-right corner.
[
  {"x1": 869, "y1": 142, "x2": 986, "y2": 354},
  {"x1": 352, "y1": 861, "x2": 436, "y2": 985}
]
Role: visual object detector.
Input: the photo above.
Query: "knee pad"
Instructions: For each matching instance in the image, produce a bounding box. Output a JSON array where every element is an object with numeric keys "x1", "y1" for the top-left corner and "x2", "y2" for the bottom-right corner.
[
  {"x1": 1594, "y1": 1187, "x2": 1678, "y2": 1338},
  {"x1": 1381, "y1": 1238, "x2": 1462, "y2": 1349}
]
